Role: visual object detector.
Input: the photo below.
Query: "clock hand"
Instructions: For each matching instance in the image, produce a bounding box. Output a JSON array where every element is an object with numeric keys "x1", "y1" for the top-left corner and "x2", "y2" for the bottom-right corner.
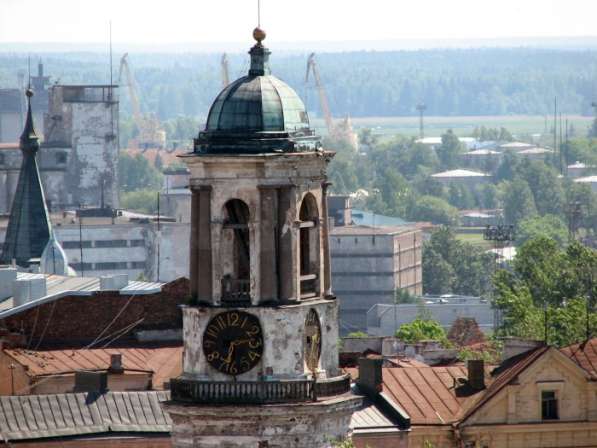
[{"x1": 224, "y1": 344, "x2": 235, "y2": 364}]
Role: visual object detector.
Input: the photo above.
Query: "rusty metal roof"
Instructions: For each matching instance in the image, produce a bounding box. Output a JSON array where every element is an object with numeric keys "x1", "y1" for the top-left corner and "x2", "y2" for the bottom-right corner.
[
  {"x1": 561, "y1": 338, "x2": 597, "y2": 380},
  {"x1": 350, "y1": 397, "x2": 403, "y2": 434},
  {"x1": 4, "y1": 345, "x2": 182, "y2": 389},
  {"x1": 382, "y1": 365, "x2": 472, "y2": 425},
  {"x1": 0, "y1": 391, "x2": 171, "y2": 441}
]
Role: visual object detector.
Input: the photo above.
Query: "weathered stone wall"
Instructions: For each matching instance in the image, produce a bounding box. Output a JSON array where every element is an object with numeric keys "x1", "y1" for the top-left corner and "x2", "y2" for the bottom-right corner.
[
  {"x1": 182, "y1": 299, "x2": 340, "y2": 381},
  {"x1": 165, "y1": 395, "x2": 361, "y2": 448}
]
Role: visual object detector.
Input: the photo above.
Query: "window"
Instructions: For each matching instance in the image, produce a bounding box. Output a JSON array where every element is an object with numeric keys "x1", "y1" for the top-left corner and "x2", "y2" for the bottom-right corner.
[
  {"x1": 130, "y1": 239, "x2": 145, "y2": 247},
  {"x1": 71, "y1": 262, "x2": 93, "y2": 271},
  {"x1": 95, "y1": 240, "x2": 128, "y2": 248},
  {"x1": 130, "y1": 261, "x2": 146, "y2": 269},
  {"x1": 541, "y1": 390, "x2": 559, "y2": 420},
  {"x1": 55, "y1": 152, "x2": 67, "y2": 164},
  {"x1": 62, "y1": 240, "x2": 92, "y2": 249},
  {"x1": 95, "y1": 262, "x2": 128, "y2": 270},
  {"x1": 0, "y1": 154, "x2": 5, "y2": 165}
]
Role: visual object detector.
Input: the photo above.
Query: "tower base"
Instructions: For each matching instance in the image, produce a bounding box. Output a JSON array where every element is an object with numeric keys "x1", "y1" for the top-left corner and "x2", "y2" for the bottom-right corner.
[{"x1": 163, "y1": 394, "x2": 361, "y2": 448}]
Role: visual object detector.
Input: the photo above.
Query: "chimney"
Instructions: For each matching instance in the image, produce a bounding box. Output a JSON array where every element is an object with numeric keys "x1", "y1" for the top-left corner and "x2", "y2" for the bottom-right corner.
[
  {"x1": 467, "y1": 359, "x2": 485, "y2": 390},
  {"x1": 74, "y1": 371, "x2": 108, "y2": 394},
  {"x1": 502, "y1": 337, "x2": 544, "y2": 361},
  {"x1": 100, "y1": 274, "x2": 129, "y2": 291},
  {"x1": 357, "y1": 356, "x2": 383, "y2": 395},
  {"x1": 12, "y1": 277, "x2": 47, "y2": 306},
  {"x1": 109, "y1": 353, "x2": 124, "y2": 374},
  {"x1": 0, "y1": 268, "x2": 17, "y2": 301}
]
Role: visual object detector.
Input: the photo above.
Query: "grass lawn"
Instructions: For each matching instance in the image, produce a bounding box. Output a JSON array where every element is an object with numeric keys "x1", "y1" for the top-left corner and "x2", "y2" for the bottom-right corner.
[{"x1": 311, "y1": 115, "x2": 593, "y2": 139}]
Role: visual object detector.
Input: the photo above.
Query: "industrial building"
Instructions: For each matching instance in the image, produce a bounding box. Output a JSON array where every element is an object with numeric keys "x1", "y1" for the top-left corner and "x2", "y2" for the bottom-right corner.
[
  {"x1": 331, "y1": 225, "x2": 423, "y2": 334},
  {"x1": 0, "y1": 68, "x2": 119, "y2": 213}
]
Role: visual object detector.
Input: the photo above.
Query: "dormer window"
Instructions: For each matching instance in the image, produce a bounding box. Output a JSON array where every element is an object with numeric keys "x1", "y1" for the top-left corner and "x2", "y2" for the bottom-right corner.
[{"x1": 541, "y1": 390, "x2": 559, "y2": 420}]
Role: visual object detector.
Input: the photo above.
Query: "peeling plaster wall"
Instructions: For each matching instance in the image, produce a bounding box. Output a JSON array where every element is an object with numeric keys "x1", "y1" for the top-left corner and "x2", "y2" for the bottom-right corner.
[
  {"x1": 165, "y1": 396, "x2": 360, "y2": 448},
  {"x1": 182, "y1": 299, "x2": 341, "y2": 381}
]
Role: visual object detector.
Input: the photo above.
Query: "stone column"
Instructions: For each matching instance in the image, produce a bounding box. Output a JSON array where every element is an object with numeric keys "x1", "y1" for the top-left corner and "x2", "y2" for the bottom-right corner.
[
  {"x1": 259, "y1": 186, "x2": 278, "y2": 303},
  {"x1": 197, "y1": 186, "x2": 213, "y2": 302},
  {"x1": 278, "y1": 186, "x2": 298, "y2": 302},
  {"x1": 189, "y1": 190, "x2": 200, "y2": 298},
  {"x1": 321, "y1": 182, "x2": 332, "y2": 297}
]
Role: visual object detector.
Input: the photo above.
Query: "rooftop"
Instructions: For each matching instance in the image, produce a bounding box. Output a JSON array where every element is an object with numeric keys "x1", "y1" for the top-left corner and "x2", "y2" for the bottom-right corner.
[
  {"x1": 4, "y1": 345, "x2": 182, "y2": 389},
  {"x1": 0, "y1": 272, "x2": 163, "y2": 319},
  {"x1": 0, "y1": 390, "x2": 171, "y2": 442},
  {"x1": 518, "y1": 147, "x2": 553, "y2": 155},
  {"x1": 330, "y1": 225, "x2": 416, "y2": 237},
  {"x1": 350, "y1": 209, "x2": 409, "y2": 227},
  {"x1": 574, "y1": 175, "x2": 597, "y2": 184},
  {"x1": 560, "y1": 338, "x2": 597, "y2": 380},
  {"x1": 499, "y1": 141, "x2": 535, "y2": 149},
  {"x1": 431, "y1": 169, "x2": 491, "y2": 178}
]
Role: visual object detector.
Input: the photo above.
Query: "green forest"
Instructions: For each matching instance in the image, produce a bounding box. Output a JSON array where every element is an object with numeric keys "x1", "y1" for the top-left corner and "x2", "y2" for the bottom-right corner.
[{"x1": 2, "y1": 47, "x2": 597, "y2": 121}]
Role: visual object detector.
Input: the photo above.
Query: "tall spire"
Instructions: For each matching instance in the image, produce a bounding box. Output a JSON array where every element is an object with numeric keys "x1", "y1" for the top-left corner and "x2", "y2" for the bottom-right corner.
[{"x1": 0, "y1": 89, "x2": 52, "y2": 268}]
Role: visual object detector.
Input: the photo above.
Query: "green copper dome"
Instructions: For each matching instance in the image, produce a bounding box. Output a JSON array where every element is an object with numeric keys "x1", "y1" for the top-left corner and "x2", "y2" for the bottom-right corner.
[
  {"x1": 206, "y1": 75, "x2": 310, "y2": 133},
  {"x1": 194, "y1": 29, "x2": 321, "y2": 155}
]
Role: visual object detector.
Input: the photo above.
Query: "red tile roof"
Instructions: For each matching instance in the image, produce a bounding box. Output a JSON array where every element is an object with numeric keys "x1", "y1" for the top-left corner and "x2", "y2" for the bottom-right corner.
[
  {"x1": 4, "y1": 345, "x2": 183, "y2": 389},
  {"x1": 561, "y1": 337, "x2": 597, "y2": 380}
]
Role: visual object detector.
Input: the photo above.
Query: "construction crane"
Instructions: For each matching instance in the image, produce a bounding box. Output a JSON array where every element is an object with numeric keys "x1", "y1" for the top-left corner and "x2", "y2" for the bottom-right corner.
[
  {"x1": 306, "y1": 53, "x2": 358, "y2": 150},
  {"x1": 118, "y1": 53, "x2": 166, "y2": 150},
  {"x1": 221, "y1": 53, "x2": 230, "y2": 89}
]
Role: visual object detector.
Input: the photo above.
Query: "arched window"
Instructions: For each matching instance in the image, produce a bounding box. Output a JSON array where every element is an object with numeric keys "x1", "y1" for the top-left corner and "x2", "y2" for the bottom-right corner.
[
  {"x1": 299, "y1": 194, "x2": 320, "y2": 298},
  {"x1": 221, "y1": 199, "x2": 251, "y2": 304}
]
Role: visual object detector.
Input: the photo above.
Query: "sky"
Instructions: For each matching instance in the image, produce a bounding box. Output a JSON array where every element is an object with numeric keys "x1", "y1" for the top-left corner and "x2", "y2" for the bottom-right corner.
[{"x1": 0, "y1": 0, "x2": 595, "y2": 48}]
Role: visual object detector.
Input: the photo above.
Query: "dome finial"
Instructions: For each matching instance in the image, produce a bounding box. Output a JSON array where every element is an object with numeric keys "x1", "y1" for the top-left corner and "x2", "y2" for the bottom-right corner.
[{"x1": 253, "y1": 27, "x2": 266, "y2": 44}]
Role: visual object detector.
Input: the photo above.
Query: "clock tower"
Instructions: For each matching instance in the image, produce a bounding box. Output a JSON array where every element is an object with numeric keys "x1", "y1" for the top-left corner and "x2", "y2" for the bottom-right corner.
[{"x1": 163, "y1": 28, "x2": 361, "y2": 448}]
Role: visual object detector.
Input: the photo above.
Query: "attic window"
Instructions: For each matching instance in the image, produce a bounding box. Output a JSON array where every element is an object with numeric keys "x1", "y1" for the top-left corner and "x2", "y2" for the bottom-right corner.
[{"x1": 541, "y1": 390, "x2": 559, "y2": 420}]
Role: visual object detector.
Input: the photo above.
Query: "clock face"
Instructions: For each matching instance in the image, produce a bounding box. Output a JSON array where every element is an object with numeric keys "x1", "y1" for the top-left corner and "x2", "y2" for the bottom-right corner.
[
  {"x1": 202, "y1": 310, "x2": 263, "y2": 376},
  {"x1": 304, "y1": 309, "x2": 322, "y2": 372}
]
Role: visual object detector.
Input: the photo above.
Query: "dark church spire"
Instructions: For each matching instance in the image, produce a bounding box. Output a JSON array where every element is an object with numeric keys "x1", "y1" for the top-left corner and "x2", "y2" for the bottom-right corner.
[{"x1": 0, "y1": 89, "x2": 52, "y2": 267}]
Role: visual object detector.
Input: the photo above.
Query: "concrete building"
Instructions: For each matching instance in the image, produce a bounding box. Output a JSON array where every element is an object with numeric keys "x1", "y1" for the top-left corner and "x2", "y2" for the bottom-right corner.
[
  {"x1": 431, "y1": 168, "x2": 492, "y2": 186},
  {"x1": 331, "y1": 225, "x2": 423, "y2": 335},
  {"x1": 568, "y1": 161, "x2": 595, "y2": 179},
  {"x1": 461, "y1": 148, "x2": 502, "y2": 172},
  {"x1": 0, "y1": 62, "x2": 48, "y2": 143},
  {"x1": 0, "y1": 83, "x2": 119, "y2": 214},
  {"x1": 367, "y1": 295, "x2": 493, "y2": 336},
  {"x1": 160, "y1": 167, "x2": 191, "y2": 223},
  {"x1": 574, "y1": 175, "x2": 597, "y2": 193},
  {"x1": 0, "y1": 208, "x2": 189, "y2": 281}
]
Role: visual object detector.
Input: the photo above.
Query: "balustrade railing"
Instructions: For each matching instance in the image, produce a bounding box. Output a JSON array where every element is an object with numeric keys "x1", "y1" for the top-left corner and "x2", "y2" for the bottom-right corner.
[{"x1": 170, "y1": 375, "x2": 351, "y2": 405}]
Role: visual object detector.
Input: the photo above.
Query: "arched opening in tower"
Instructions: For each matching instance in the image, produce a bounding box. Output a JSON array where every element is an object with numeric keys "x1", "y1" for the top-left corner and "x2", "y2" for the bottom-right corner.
[
  {"x1": 221, "y1": 199, "x2": 251, "y2": 303},
  {"x1": 299, "y1": 193, "x2": 320, "y2": 298}
]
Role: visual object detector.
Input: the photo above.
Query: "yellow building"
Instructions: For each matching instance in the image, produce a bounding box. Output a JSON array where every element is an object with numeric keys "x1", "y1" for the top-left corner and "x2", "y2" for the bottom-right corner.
[{"x1": 354, "y1": 338, "x2": 597, "y2": 447}]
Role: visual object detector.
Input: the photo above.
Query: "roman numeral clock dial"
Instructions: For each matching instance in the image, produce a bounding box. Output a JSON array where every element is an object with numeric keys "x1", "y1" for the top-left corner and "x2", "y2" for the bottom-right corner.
[{"x1": 202, "y1": 311, "x2": 264, "y2": 376}]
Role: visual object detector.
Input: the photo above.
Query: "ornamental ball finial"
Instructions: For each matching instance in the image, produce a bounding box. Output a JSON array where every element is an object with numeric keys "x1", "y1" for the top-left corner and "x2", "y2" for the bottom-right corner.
[
  {"x1": 253, "y1": 27, "x2": 266, "y2": 44},
  {"x1": 26, "y1": 88, "x2": 34, "y2": 98}
]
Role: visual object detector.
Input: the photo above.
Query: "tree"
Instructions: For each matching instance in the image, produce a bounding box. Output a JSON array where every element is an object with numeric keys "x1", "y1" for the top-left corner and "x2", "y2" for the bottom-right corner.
[
  {"x1": 493, "y1": 237, "x2": 597, "y2": 346},
  {"x1": 422, "y1": 227, "x2": 494, "y2": 296},
  {"x1": 407, "y1": 195, "x2": 459, "y2": 225},
  {"x1": 501, "y1": 179, "x2": 537, "y2": 227},
  {"x1": 436, "y1": 130, "x2": 464, "y2": 169},
  {"x1": 120, "y1": 189, "x2": 159, "y2": 214},
  {"x1": 517, "y1": 214, "x2": 568, "y2": 246},
  {"x1": 119, "y1": 153, "x2": 163, "y2": 192},
  {"x1": 448, "y1": 317, "x2": 485, "y2": 346},
  {"x1": 395, "y1": 318, "x2": 447, "y2": 344}
]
